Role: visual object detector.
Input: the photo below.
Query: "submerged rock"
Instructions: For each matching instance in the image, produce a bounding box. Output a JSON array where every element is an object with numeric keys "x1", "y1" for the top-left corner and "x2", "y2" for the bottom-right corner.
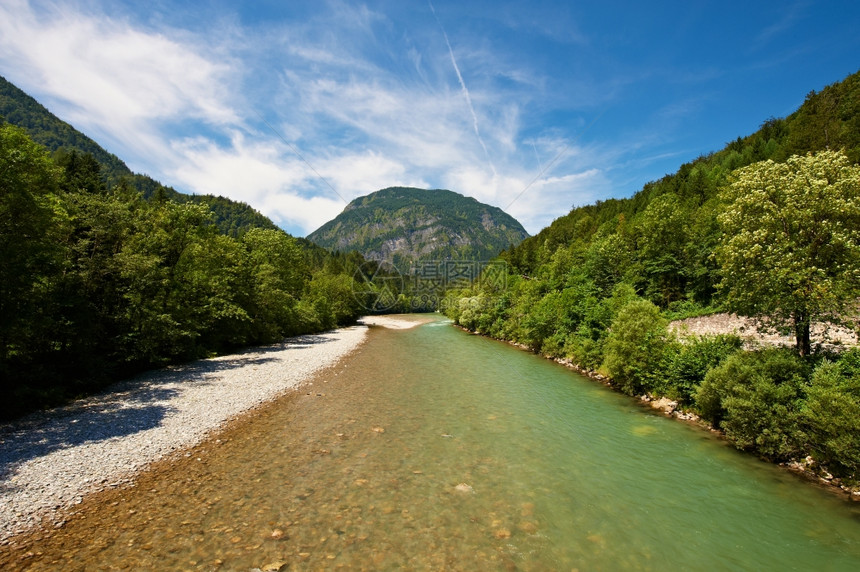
[{"x1": 518, "y1": 521, "x2": 538, "y2": 534}]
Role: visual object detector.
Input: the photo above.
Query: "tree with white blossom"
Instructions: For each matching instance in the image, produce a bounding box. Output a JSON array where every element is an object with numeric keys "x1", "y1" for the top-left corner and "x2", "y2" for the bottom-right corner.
[{"x1": 716, "y1": 150, "x2": 860, "y2": 356}]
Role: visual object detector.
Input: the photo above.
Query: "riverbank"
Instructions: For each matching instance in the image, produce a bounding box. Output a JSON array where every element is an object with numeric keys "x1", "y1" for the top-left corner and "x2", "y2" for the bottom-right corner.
[
  {"x1": 5, "y1": 314, "x2": 860, "y2": 570},
  {"x1": 0, "y1": 316, "x2": 426, "y2": 544},
  {"x1": 557, "y1": 358, "x2": 860, "y2": 500},
  {"x1": 456, "y1": 324, "x2": 860, "y2": 501}
]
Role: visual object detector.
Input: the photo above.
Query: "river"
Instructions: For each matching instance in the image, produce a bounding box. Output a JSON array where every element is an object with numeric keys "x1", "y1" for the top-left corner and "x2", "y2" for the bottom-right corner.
[{"x1": 4, "y1": 317, "x2": 860, "y2": 570}]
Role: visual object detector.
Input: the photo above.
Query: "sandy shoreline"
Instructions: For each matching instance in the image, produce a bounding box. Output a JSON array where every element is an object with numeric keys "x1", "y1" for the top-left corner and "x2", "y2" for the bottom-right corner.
[{"x1": 0, "y1": 316, "x2": 426, "y2": 544}]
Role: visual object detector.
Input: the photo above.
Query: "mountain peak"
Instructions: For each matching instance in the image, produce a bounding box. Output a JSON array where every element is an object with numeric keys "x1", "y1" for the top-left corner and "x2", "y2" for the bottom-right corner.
[{"x1": 307, "y1": 187, "x2": 528, "y2": 269}]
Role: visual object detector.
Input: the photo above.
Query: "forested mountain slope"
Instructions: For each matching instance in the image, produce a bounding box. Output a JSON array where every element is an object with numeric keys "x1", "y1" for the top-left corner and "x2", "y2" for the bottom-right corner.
[
  {"x1": 0, "y1": 75, "x2": 276, "y2": 237},
  {"x1": 308, "y1": 187, "x2": 529, "y2": 269},
  {"x1": 508, "y1": 69, "x2": 860, "y2": 285}
]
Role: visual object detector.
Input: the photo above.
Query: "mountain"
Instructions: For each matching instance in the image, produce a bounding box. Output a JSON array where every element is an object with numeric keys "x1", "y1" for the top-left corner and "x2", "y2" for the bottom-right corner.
[
  {"x1": 307, "y1": 187, "x2": 529, "y2": 268},
  {"x1": 0, "y1": 75, "x2": 277, "y2": 237},
  {"x1": 0, "y1": 76, "x2": 131, "y2": 182}
]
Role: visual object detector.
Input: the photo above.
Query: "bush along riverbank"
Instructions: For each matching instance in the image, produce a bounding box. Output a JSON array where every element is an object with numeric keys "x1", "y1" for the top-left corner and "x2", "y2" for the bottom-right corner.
[
  {"x1": 448, "y1": 299, "x2": 860, "y2": 501},
  {"x1": 445, "y1": 291, "x2": 860, "y2": 500}
]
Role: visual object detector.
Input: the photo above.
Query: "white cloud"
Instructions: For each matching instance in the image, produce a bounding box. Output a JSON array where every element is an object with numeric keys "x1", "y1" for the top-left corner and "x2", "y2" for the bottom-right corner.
[
  {"x1": 0, "y1": 0, "x2": 628, "y2": 239},
  {"x1": 168, "y1": 133, "x2": 429, "y2": 234},
  {"x1": 0, "y1": 0, "x2": 239, "y2": 167},
  {"x1": 170, "y1": 133, "x2": 305, "y2": 204},
  {"x1": 506, "y1": 169, "x2": 608, "y2": 233},
  {"x1": 316, "y1": 152, "x2": 426, "y2": 200},
  {"x1": 440, "y1": 160, "x2": 608, "y2": 235},
  {"x1": 266, "y1": 193, "x2": 346, "y2": 235},
  {"x1": 429, "y1": 0, "x2": 497, "y2": 178},
  {"x1": 168, "y1": 135, "x2": 344, "y2": 233}
]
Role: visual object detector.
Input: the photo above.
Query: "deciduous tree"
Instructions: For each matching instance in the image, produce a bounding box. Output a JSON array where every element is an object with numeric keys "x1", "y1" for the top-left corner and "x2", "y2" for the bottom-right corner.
[{"x1": 715, "y1": 150, "x2": 860, "y2": 356}]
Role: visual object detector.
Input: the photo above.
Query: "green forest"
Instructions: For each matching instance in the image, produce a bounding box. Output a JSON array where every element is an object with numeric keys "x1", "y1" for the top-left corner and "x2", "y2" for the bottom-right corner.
[
  {"x1": 0, "y1": 123, "x2": 369, "y2": 421},
  {"x1": 445, "y1": 70, "x2": 860, "y2": 484},
  {"x1": 1, "y1": 75, "x2": 279, "y2": 237}
]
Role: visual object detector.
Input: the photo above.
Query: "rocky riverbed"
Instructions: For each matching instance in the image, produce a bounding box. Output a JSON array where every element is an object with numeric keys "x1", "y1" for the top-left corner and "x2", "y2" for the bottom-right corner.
[{"x1": 0, "y1": 318, "x2": 425, "y2": 544}]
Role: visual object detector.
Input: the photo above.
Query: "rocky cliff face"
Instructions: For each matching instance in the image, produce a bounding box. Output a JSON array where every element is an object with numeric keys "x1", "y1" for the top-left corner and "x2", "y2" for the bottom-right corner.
[{"x1": 307, "y1": 187, "x2": 529, "y2": 269}]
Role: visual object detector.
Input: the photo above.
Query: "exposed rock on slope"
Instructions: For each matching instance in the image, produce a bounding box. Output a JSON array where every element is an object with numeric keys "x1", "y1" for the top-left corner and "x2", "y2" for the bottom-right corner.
[{"x1": 307, "y1": 187, "x2": 528, "y2": 269}]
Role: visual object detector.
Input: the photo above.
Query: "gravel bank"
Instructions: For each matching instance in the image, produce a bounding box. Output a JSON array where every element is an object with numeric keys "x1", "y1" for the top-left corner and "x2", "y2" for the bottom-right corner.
[
  {"x1": 0, "y1": 324, "x2": 376, "y2": 543},
  {"x1": 670, "y1": 313, "x2": 857, "y2": 350},
  {"x1": 360, "y1": 314, "x2": 434, "y2": 329}
]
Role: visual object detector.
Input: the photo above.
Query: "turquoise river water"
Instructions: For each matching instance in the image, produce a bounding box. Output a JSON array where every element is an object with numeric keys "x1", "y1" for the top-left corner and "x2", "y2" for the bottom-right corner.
[{"x1": 4, "y1": 317, "x2": 860, "y2": 570}]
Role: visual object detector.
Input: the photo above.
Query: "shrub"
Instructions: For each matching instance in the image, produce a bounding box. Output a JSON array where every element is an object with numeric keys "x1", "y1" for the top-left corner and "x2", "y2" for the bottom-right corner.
[
  {"x1": 540, "y1": 331, "x2": 567, "y2": 358},
  {"x1": 663, "y1": 300, "x2": 722, "y2": 321},
  {"x1": 568, "y1": 335, "x2": 606, "y2": 371},
  {"x1": 696, "y1": 348, "x2": 807, "y2": 460},
  {"x1": 456, "y1": 296, "x2": 484, "y2": 331},
  {"x1": 798, "y1": 357, "x2": 860, "y2": 479},
  {"x1": 521, "y1": 290, "x2": 563, "y2": 351},
  {"x1": 661, "y1": 335, "x2": 742, "y2": 404},
  {"x1": 603, "y1": 299, "x2": 671, "y2": 395}
]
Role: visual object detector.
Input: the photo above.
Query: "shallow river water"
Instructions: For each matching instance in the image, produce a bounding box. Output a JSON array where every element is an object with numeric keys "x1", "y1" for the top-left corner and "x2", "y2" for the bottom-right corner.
[{"x1": 4, "y1": 317, "x2": 860, "y2": 570}]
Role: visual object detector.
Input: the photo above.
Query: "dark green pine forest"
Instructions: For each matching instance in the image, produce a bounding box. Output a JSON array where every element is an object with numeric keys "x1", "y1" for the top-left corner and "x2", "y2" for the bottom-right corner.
[
  {"x1": 446, "y1": 70, "x2": 860, "y2": 484},
  {"x1": 0, "y1": 76, "x2": 371, "y2": 421}
]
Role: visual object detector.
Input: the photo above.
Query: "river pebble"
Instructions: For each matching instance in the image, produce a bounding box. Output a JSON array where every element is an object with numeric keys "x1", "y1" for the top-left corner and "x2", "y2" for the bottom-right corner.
[{"x1": 0, "y1": 325, "x2": 370, "y2": 542}]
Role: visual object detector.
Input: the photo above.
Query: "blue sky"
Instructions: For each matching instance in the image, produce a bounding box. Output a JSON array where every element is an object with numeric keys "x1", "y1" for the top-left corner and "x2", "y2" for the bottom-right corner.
[{"x1": 1, "y1": 0, "x2": 859, "y2": 236}]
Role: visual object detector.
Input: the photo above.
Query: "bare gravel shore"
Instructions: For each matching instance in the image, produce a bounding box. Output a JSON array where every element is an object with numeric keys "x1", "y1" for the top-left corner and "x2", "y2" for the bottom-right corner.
[
  {"x1": 0, "y1": 322, "x2": 397, "y2": 543},
  {"x1": 670, "y1": 313, "x2": 857, "y2": 350}
]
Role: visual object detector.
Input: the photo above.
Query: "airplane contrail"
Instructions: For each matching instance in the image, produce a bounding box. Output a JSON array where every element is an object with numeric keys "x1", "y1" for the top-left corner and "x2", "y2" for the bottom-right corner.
[
  {"x1": 532, "y1": 141, "x2": 544, "y2": 173},
  {"x1": 428, "y1": 1, "x2": 497, "y2": 179}
]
